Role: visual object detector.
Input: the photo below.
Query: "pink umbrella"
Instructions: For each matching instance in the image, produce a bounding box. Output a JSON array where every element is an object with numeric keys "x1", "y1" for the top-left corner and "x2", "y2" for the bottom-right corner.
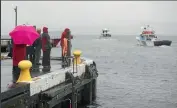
[{"x1": 9, "y1": 25, "x2": 39, "y2": 45}]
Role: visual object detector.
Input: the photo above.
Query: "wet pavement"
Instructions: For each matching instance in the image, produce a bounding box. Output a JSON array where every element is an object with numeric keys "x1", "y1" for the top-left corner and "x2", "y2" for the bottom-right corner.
[{"x1": 1, "y1": 58, "x2": 62, "y2": 93}]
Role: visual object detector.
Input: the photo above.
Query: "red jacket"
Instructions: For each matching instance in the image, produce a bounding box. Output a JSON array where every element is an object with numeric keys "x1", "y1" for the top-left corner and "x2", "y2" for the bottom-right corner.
[
  {"x1": 42, "y1": 27, "x2": 50, "y2": 51},
  {"x1": 12, "y1": 44, "x2": 26, "y2": 66}
]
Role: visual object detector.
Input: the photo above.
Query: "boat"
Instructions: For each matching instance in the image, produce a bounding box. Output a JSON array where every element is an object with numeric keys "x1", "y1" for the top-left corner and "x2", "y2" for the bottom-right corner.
[
  {"x1": 100, "y1": 28, "x2": 111, "y2": 38},
  {"x1": 136, "y1": 25, "x2": 172, "y2": 46},
  {"x1": 141, "y1": 25, "x2": 156, "y2": 41},
  {"x1": 136, "y1": 25, "x2": 157, "y2": 46}
]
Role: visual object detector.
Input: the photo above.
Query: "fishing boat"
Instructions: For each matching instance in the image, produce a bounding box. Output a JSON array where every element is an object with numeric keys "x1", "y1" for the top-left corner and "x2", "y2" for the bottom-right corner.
[
  {"x1": 100, "y1": 28, "x2": 111, "y2": 38},
  {"x1": 136, "y1": 25, "x2": 172, "y2": 46},
  {"x1": 136, "y1": 25, "x2": 157, "y2": 46}
]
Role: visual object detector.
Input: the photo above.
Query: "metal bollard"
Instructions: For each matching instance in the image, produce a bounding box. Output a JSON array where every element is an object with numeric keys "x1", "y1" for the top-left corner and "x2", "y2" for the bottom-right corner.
[{"x1": 17, "y1": 60, "x2": 32, "y2": 83}]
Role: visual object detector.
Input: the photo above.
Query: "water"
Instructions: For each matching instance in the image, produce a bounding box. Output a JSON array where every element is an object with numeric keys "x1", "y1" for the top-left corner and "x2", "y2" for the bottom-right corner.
[
  {"x1": 60, "y1": 35, "x2": 176, "y2": 108},
  {"x1": 2, "y1": 34, "x2": 177, "y2": 108}
]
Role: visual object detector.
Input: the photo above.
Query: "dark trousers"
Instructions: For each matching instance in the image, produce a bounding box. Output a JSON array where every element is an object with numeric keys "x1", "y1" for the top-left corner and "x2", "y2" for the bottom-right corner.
[
  {"x1": 34, "y1": 47, "x2": 41, "y2": 64},
  {"x1": 12, "y1": 66, "x2": 20, "y2": 83},
  {"x1": 8, "y1": 47, "x2": 13, "y2": 58},
  {"x1": 61, "y1": 55, "x2": 65, "y2": 68},
  {"x1": 26, "y1": 47, "x2": 35, "y2": 64},
  {"x1": 61, "y1": 49, "x2": 70, "y2": 68},
  {"x1": 42, "y1": 49, "x2": 51, "y2": 67},
  {"x1": 26, "y1": 54, "x2": 35, "y2": 63}
]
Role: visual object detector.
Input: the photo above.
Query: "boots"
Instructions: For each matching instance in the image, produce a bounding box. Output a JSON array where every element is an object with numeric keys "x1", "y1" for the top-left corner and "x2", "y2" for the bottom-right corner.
[
  {"x1": 42, "y1": 66, "x2": 51, "y2": 72},
  {"x1": 8, "y1": 66, "x2": 20, "y2": 88}
]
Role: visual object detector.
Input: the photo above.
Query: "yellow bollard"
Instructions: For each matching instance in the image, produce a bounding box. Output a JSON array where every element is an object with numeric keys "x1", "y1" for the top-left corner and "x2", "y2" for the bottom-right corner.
[
  {"x1": 73, "y1": 50, "x2": 82, "y2": 64},
  {"x1": 17, "y1": 60, "x2": 32, "y2": 83}
]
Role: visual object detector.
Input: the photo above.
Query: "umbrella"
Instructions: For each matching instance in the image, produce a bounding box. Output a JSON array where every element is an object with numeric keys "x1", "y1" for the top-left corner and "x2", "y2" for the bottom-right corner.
[{"x1": 9, "y1": 25, "x2": 39, "y2": 45}]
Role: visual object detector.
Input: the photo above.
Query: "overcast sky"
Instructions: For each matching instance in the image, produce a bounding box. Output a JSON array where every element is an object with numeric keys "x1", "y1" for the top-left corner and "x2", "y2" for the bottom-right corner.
[{"x1": 1, "y1": 1, "x2": 177, "y2": 36}]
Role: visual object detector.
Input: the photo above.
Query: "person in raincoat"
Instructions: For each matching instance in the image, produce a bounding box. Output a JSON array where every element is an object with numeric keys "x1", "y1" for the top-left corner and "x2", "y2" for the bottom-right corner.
[
  {"x1": 41, "y1": 27, "x2": 52, "y2": 70},
  {"x1": 60, "y1": 28, "x2": 71, "y2": 67},
  {"x1": 12, "y1": 44, "x2": 26, "y2": 83},
  {"x1": 34, "y1": 28, "x2": 42, "y2": 65},
  {"x1": 60, "y1": 28, "x2": 69, "y2": 56}
]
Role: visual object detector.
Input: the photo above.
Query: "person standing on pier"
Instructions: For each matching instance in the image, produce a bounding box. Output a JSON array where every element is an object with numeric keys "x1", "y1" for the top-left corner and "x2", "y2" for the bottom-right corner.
[
  {"x1": 34, "y1": 28, "x2": 42, "y2": 65},
  {"x1": 41, "y1": 27, "x2": 52, "y2": 71},
  {"x1": 60, "y1": 28, "x2": 71, "y2": 67},
  {"x1": 60, "y1": 28, "x2": 69, "y2": 55},
  {"x1": 26, "y1": 26, "x2": 36, "y2": 64},
  {"x1": 12, "y1": 44, "x2": 26, "y2": 83},
  {"x1": 9, "y1": 25, "x2": 40, "y2": 86}
]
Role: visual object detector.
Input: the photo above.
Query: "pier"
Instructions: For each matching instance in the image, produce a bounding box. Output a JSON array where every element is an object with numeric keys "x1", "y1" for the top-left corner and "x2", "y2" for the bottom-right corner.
[{"x1": 1, "y1": 55, "x2": 98, "y2": 108}]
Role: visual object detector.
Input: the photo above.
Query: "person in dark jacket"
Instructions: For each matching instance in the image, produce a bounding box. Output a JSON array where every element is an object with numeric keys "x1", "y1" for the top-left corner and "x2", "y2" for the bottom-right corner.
[
  {"x1": 26, "y1": 26, "x2": 36, "y2": 64},
  {"x1": 34, "y1": 28, "x2": 42, "y2": 65},
  {"x1": 41, "y1": 27, "x2": 52, "y2": 71},
  {"x1": 12, "y1": 44, "x2": 26, "y2": 83}
]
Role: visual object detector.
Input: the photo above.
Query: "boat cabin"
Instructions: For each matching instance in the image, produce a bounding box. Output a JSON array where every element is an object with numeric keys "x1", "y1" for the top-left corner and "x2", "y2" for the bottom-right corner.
[
  {"x1": 141, "y1": 26, "x2": 156, "y2": 40},
  {"x1": 100, "y1": 28, "x2": 111, "y2": 38}
]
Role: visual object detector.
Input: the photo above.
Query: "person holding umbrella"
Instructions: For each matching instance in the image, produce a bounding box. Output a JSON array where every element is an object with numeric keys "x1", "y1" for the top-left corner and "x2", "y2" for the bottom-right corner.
[
  {"x1": 41, "y1": 26, "x2": 52, "y2": 71},
  {"x1": 12, "y1": 44, "x2": 27, "y2": 83},
  {"x1": 9, "y1": 25, "x2": 39, "y2": 84}
]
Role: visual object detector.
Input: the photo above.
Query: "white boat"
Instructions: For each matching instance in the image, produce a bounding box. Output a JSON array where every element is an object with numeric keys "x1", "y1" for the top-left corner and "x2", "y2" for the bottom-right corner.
[
  {"x1": 100, "y1": 28, "x2": 111, "y2": 38},
  {"x1": 136, "y1": 25, "x2": 157, "y2": 46}
]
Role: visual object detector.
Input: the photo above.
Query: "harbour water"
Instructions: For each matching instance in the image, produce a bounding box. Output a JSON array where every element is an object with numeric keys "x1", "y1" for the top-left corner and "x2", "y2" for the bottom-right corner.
[
  {"x1": 71, "y1": 35, "x2": 177, "y2": 108},
  {"x1": 1, "y1": 35, "x2": 177, "y2": 108}
]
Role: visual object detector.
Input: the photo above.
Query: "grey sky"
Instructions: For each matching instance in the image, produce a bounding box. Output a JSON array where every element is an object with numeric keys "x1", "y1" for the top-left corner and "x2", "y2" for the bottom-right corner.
[{"x1": 1, "y1": 1, "x2": 177, "y2": 36}]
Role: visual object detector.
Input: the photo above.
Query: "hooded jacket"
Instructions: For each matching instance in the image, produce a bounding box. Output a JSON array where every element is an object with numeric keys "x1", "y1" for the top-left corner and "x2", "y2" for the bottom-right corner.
[
  {"x1": 41, "y1": 27, "x2": 52, "y2": 51},
  {"x1": 60, "y1": 28, "x2": 70, "y2": 47}
]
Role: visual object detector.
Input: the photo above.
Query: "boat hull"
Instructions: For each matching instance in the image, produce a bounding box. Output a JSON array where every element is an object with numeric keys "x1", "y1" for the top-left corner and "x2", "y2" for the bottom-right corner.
[
  {"x1": 101, "y1": 34, "x2": 111, "y2": 37},
  {"x1": 100, "y1": 34, "x2": 111, "y2": 38},
  {"x1": 154, "y1": 40, "x2": 172, "y2": 46},
  {"x1": 136, "y1": 36, "x2": 154, "y2": 46},
  {"x1": 137, "y1": 40, "x2": 154, "y2": 46}
]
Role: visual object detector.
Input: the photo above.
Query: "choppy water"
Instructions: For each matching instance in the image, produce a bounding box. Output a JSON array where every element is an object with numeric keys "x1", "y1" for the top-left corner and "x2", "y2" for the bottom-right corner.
[{"x1": 55, "y1": 35, "x2": 176, "y2": 108}]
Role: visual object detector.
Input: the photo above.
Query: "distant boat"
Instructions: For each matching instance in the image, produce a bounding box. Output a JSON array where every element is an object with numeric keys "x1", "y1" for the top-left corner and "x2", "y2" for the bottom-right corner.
[
  {"x1": 136, "y1": 25, "x2": 157, "y2": 46},
  {"x1": 136, "y1": 25, "x2": 172, "y2": 46},
  {"x1": 100, "y1": 28, "x2": 111, "y2": 38}
]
